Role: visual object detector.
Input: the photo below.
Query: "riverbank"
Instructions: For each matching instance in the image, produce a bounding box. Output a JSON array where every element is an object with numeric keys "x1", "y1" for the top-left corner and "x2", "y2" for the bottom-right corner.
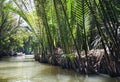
[{"x1": 35, "y1": 49, "x2": 120, "y2": 77}]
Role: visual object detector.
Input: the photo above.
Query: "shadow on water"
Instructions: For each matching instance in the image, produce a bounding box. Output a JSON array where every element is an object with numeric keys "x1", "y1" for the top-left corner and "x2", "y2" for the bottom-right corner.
[
  {"x1": 31, "y1": 66, "x2": 85, "y2": 82},
  {"x1": 34, "y1": 66, "x2": 120, "y2": 82}
]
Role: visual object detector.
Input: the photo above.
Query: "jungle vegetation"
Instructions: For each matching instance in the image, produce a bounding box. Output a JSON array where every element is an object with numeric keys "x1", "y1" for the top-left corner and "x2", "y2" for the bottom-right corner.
[{"x1": 0, "y1": 0, "x2": 120, "y2": 77}]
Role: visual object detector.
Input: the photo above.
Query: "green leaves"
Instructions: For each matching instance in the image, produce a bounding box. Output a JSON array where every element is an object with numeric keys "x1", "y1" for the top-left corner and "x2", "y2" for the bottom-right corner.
[
  {"x1": 71, "y1": 0, "x2": 91, "y2": 51},
  {"x1": 61, "y1": 53, "x2": 75, "y2": 61}
]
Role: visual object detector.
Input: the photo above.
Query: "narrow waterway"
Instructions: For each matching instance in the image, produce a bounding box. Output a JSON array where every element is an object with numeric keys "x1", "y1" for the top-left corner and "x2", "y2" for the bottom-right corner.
[{"x1": 0, "y1": 55, "x2": 119, "y2": 82}]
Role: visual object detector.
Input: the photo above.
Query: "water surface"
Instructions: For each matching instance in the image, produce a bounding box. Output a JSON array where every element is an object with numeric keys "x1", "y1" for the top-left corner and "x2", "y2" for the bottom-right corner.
[{"x1": 0, "y1": 55, "x2": 119, "y2": 82}]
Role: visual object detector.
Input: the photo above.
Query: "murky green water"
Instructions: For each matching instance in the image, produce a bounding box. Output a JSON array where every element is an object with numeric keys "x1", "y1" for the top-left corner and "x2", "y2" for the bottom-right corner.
[{"x1": 0, "y1": 55, "x2": 119, "y2": 82}]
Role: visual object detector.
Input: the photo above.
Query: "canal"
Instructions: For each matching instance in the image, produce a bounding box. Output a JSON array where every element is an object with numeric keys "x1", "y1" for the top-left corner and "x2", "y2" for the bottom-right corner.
[{"x1": 0, "y1": 55, "x2": 119, "y2": 82}]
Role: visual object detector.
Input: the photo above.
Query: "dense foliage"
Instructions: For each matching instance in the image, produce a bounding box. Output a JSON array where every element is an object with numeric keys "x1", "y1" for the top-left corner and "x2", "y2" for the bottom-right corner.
[{"x1": 0, "y1": 1, "x2": 33, "y2": 55}]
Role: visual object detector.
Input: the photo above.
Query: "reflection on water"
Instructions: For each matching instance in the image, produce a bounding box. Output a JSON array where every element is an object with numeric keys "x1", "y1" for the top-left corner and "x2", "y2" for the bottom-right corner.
[{"x1": 0, "y1": 55, "x2": 119, "y2": 82}]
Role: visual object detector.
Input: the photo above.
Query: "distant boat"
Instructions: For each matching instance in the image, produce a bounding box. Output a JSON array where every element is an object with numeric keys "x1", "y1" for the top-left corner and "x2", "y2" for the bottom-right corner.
[{"x1": 16, "y1": 52, "x2": 25, "y2": 56}]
